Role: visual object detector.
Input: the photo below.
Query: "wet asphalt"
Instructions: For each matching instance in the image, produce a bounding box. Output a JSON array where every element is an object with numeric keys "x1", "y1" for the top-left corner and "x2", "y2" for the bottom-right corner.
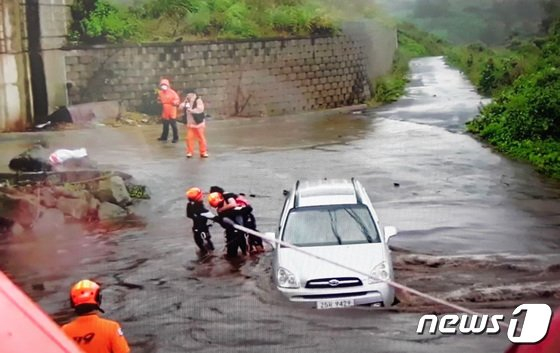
[{"x1": 1, "y1": 56, "x2": 559, "y2": 353}]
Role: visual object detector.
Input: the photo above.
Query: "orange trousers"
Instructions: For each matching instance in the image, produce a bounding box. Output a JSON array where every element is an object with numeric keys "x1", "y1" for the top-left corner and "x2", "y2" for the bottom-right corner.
[{"x1": 186, "y1": 126, "x2": 207, "y2": 155}]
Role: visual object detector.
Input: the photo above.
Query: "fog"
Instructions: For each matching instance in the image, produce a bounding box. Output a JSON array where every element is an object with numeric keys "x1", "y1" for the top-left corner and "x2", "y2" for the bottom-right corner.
[{"x1": 376, "y1": 0, "x2": 557, "y2": 44}]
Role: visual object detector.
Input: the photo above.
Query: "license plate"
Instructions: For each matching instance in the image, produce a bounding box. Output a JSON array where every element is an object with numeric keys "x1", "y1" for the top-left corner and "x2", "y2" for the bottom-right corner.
[{"x1": 316, "y1": 299, "x2": 354, "y2": 310}]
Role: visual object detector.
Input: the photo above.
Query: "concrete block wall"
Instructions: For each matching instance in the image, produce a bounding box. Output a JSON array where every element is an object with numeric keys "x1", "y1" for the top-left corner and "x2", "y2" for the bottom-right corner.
[{"x1": 64, "y1": 35, "x2": 374, "y2": 117}]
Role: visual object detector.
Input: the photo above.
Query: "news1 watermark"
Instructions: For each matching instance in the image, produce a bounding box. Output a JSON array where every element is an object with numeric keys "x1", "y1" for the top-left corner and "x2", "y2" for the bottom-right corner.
[{"x1": 417, "y1": 304, "x2": 553, "y2": 343}]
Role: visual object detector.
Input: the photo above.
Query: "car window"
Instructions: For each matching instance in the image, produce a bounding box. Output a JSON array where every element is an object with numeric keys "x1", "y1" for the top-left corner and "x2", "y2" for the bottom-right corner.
[{"x1": 282, "y1": 204, "x2": 380, "y2": 247}]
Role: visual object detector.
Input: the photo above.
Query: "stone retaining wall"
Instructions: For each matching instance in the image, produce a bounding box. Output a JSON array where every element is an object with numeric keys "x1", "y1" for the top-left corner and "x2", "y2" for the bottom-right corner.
[{"x1": 64, "y1": 35, "x2": 379, "y2": 117}]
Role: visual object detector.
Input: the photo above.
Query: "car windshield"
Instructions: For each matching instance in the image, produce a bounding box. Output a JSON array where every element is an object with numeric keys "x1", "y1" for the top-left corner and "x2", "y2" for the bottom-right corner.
[{"x1": 282, "y1": 204, "x2": 380, "y2": 247}]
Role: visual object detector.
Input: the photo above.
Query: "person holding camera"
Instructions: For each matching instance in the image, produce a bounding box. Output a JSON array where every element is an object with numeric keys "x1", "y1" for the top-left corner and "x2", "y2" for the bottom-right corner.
[{"x1": 180, "y1": 89, "x2": 208, "y2": 158}]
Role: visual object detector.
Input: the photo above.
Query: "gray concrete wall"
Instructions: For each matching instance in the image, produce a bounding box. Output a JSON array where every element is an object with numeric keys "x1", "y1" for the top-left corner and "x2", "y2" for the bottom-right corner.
[
  {"x1": 39, "y1": 0, "x2": 72, "y2": 113},
  {"x1": 0, "y1": 1, "x2": 31, "y2": 131},
  {"x1": 64, "y1": 36, "x2": 376, "y2": 117},
  {"x1": 342, "y1": 20, "x2": 398, "y2": 82}
]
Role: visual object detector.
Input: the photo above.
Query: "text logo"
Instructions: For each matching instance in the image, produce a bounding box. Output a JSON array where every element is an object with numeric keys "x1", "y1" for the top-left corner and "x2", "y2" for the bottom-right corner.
[{"x1": 417, "y1": 304, "x2": 552, "y2": 343}]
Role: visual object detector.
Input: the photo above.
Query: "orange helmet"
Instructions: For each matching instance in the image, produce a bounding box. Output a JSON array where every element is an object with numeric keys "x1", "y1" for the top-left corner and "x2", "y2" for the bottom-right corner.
[
  {"x1": 207, "y1": 192, "x2": 224, "y2": 208},
  {"x1": 186, "y1": 187, "x2": 203, "y2": 201},
  {"x1": 70, "y1": 279, "x2": 102, "y2": 308}
]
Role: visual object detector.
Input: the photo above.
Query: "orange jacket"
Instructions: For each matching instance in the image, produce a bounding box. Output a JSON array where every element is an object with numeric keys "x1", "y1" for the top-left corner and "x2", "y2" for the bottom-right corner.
[
  {"x1": 158, "y1": 79, "x2": 180, "y2": 119},
  {"x1": 62, "y1": 313, "x2": 130, "y2": 353}
]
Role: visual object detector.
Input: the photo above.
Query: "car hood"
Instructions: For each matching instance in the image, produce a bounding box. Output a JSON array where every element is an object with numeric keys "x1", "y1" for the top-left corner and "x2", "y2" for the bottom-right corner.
[{"x1": 277, "y1": 243, "x2": 386, "y2": 283}]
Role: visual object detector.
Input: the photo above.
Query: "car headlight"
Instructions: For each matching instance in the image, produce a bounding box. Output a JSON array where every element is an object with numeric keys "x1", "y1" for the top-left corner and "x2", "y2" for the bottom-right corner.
[
  {"x1": 277, "y1": 267, "x2": 299, "y2": 288},
  {"x1": 368, "y1": 262, "x2": 389, "y2": 284}
]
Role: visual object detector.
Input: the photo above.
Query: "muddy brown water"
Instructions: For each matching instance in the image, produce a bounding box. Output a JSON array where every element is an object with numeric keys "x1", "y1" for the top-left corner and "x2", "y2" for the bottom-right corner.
[{"x1": 1, "y1": 56, "x2": 559, "y2": 352}]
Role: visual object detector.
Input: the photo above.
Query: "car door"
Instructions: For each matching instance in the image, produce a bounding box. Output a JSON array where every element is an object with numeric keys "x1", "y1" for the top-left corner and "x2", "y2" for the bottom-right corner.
[{"x1": 278, "y1": 190, "x2": 293, "y2": 240}]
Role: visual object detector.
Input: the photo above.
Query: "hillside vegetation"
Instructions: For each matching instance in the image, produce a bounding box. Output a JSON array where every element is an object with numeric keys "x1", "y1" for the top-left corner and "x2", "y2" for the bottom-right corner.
[
  {"x1": 69, "y1": 0, "x2": 389, "y2": 43},
  {"x1": 379, "y1": 0, "x2": 558, "y2": 45},
  {"x1": 461, "y1": 19, "x2": 560, "y2": 178}
]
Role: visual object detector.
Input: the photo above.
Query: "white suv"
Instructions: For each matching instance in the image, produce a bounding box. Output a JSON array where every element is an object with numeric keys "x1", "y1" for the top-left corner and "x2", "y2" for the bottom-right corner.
[{"x1": 270, "y1": 178, "x2": 398, "y2": 309}]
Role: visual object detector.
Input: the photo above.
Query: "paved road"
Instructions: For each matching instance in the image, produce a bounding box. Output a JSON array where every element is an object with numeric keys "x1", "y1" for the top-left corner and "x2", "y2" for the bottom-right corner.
[{"x1": 1, "y1": 56, "x2": 559, "y2": 353}]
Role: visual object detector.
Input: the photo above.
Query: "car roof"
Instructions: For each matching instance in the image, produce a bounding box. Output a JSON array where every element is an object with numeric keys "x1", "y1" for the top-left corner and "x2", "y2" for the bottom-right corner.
[{"x1": 295, "y1": 179, "x2": 358, "y2": 207}]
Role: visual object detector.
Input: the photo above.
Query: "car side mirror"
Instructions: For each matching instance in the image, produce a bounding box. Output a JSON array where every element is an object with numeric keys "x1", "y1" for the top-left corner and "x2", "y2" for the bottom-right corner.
[
  {"x1": 264, "y1": 232, "x2": 276, "y2": 249},
  {"x1": 283, "y1": 190, "x2": 289, "y2": 196},
  {"x1": 384, "y1": 226, "x2": 398, "y2": 241}
]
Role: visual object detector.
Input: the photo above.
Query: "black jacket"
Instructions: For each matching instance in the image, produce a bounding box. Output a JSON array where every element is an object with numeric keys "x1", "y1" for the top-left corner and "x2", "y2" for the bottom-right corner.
[{"x1": 186, "y1": 201, "x2": 212, "y2": 230}]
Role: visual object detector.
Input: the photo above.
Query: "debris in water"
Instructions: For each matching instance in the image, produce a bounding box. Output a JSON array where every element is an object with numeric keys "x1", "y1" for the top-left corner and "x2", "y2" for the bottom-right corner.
[{"x1": 32, "y1": 283, "x2": 45, "y2": 291}]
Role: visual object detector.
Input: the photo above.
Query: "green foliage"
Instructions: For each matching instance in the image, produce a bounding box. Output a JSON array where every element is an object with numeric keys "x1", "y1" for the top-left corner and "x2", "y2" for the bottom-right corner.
[
  {"x1": 73, "y1": 0, "x2": 139, "y2": 43},
  {"x1": 479, "y1": 59, "x2": 497, "y2": 95},
  {"x1": 382, "y1": 0, "x2": 552, "y2": 45},
  {"x1": 70, "y1": 0, "x2": 341, "y2": 43},
  {"x1": 466, "y1": 18, "x2": 560, "y2": 179}
]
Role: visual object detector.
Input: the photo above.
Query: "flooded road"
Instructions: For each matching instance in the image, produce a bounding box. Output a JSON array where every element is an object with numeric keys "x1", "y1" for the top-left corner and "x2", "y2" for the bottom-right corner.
[{"x1": 1, "y1": 56, "x2": 560, "y2": 353}]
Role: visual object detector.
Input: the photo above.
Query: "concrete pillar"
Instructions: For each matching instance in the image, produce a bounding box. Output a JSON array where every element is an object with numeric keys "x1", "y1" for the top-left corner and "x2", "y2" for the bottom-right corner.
[
  {"x1": 0, "y1": 0, "x2": 32, "y2": 131},
  {"x1": 40, "y1": 0, "x2": 72, "y2": 113}
]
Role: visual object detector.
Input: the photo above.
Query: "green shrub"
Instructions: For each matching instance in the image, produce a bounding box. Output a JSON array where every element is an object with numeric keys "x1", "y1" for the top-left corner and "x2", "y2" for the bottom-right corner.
[
  {"x1": 80, "y1": 0, "x2": 139, "y2": 43},
  {"x1": 466, "y1": 18, "x2": 560, "y2": 179},
  {"x1": 69, "y1": 0, "x2": 340, "y2": 43}
]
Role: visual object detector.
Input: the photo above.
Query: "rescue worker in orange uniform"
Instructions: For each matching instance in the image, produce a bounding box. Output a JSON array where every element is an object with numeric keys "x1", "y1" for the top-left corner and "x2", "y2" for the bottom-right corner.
[
  {"x1": 208, "y1": 192, "x2": 248, "y2": 257},
  {"x1": 62, "y1": 279, "x2": 130, "y2": 353},
  {"x1": 157, "y1": 79, "x2": 180, "y2": 143},
  {"x1": 179, "y1": 89, "x2": 208, "y2": 158},
  {"x1": 209, "y1": 186, "x2": 263, "y2": 253}
]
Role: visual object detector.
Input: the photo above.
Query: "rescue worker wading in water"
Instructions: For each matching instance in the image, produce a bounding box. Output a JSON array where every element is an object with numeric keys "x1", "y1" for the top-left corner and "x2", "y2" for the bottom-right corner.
[
  {"x1": 208, "y1": 192, "x2": 249, "y2": 257},
  {"x1": 62, "y1": 279, "x2": 130, "y2": 353},
  {"x1": 157, "y1": 79, "x2": 180, "y2": 143},
  {"x1": 209, "y1": 186, "x2": 264, "y2": 253},
  {"x1": 186, "y1": 187, "x2": 215, "y2": 255}
]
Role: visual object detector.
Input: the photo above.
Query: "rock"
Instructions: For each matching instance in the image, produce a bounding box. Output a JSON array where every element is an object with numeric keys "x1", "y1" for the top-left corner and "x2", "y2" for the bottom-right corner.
[
  {"x1": 38, "y1": 187, "x2": 57, "y2": 208},
  {"x1": 0, "y1": 191, "x2": 38, "y2": 227},
  {"x1": 98, "y1": 202, "x2": 128, "y2": 220},
  {"x1": 95, "y1": 176, "x2": 132, "y2": 206},
  {"x1": 88, "y1": 197, "x2": 101, "y2": 220},
  {"x1": 56, "y1": 195, "x2": 90, "y2": 220},
  {"x1": 32, "y1": 283, "x2": 45, "y2": 291},
  {"x1": 12, "y1": 195, "x2": 39, "y2": 228},
  {"x1": 34, "y1": 208, "x2": 65, "y2": 230},
  {"x1": 11, "y1": 222, "x2": 25, "y2": 235}
]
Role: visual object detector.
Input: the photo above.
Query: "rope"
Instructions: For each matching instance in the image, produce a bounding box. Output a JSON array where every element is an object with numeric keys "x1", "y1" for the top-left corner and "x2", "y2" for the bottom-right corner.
[{"x1": 222, "y1": 218, "x2": 519, "y2": 333}]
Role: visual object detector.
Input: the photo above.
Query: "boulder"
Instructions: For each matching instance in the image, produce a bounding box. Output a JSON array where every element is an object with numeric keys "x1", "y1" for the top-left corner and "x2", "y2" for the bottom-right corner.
[
  {"x1": 11, "y1": 222, "x2": 25, "y2": 236},
  {"x1": 56, "y1": 195, "x2": 90, "y2": 221},
  {"x1": 88, "y1": 197, "x2": 101, "y2": 220},
  {"x1": 94, "y1": 176, "x2": 132, "y2": 206},
  {"x1": 98, "y1": 202, "x2": 128, "y2": 220},
  {"x1": 34, "y1": 208, "x2": 65, "y2": 231},
  {"x1": 0, "y1": 192, "x2": 39, "y2": 228},
  {"x1": 38, "y1": 187, "x2": 58, "y2": 208}
]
